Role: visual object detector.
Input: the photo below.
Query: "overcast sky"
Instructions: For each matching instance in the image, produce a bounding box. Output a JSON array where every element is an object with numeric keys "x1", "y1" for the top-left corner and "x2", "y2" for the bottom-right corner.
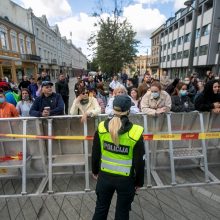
[{"x1": 12, "y1": 0, "x2": 187, "y2": 58}]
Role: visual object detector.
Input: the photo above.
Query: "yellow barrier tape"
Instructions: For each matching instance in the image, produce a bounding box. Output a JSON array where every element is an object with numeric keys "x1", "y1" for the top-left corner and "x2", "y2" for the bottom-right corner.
[
  {"x1": 153, "y1": 134, "x2": 181, "y2": 140},
  {"x1": 199, "y1": 133, "x2": 220, "y2": 139}
]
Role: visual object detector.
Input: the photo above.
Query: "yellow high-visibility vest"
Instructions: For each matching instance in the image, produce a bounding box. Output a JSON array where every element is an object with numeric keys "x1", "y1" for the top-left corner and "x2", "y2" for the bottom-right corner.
[{"x1": 98, "y1": 121, "x2": 143, "y2": 176}]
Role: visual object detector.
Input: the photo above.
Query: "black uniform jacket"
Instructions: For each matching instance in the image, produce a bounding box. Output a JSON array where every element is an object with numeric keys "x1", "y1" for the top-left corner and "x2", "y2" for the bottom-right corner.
[{"x1": 92, "y1": 116, "x2": 145, "y2": 187}]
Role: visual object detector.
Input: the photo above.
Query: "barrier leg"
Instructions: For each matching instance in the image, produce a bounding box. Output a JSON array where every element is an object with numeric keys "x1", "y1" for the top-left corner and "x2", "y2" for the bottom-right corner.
[
  {"x1": 21, "y1": 119, "x2": 27, "y2": 195},
  {"x1": 167, "y1": 114, "x2": 176, "y2": 185},
  {"x1": 48, "y1": 119, "x2": 54, "y2": 193},
  {"x1": 143, "y1": 115, "x2": 151, "y2": 187},
  {"x1": 199, "y1": 113, "x2": 209, "y2": 183},
  {"x1": 83, "y1": 120, "x2": 90, "y2": 191}
]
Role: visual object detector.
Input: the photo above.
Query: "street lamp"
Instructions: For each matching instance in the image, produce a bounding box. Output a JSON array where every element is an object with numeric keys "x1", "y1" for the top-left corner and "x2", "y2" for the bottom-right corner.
[{"x1": 184, "y1": 0, "x2": 199, "y2": 76}]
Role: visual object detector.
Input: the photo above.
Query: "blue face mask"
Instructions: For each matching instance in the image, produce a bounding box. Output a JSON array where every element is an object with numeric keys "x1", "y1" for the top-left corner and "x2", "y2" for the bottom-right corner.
[
  {"x1": 179, "y1": 90, "x2": 187, "y2": 96},
  {"x1": 152, "y1": 92, "x2": 159, "y2": 99},
  {"x1": 0, "y1": 97, "x2": 5, "y2": 103}
]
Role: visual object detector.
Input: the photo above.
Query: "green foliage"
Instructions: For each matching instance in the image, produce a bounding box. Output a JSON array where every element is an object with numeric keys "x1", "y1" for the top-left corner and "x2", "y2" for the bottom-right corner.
[{"x1": 88, "y1": 14, "x2": 139, "y2": 76}]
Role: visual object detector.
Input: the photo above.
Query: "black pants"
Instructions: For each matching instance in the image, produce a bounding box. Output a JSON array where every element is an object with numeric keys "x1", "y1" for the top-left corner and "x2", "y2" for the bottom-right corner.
[
  {"x1": 62, "y1": 95, "x2": 69, "y2": 114},
  {"x1": 92, "y1": 173, "x2": 135, "y2": 220}
]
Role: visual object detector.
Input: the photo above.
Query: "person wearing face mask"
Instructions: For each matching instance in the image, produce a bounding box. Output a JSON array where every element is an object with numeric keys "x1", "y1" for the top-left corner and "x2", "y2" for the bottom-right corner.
[
  {"x1": 0, "y1": 89, "x2": 19, "y2": 118},
  {"x1": 171, "y1": 82, "x2": 195, "y2": 112},
  {"x1": 141, "y1": 81, "x2": 171, "y2": 116},
  {"x1": 16, "y1": 88, "x2": 33, "y2": 117},
  {"x1": 184, "y1": 76, "x2": 197, "y2": 102},
  {"x1": 70, "y1": 87, "x2": 101, "y2": 122}
]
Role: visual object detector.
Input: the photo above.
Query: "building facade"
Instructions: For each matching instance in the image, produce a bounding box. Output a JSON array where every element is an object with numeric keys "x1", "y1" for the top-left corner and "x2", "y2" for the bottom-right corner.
[
  {"x1": 0, "y1": 16, "x2": 40, "y2": 82},
  {"x1": 123, "y1": 55, "x2": 152, "y2": 77},
  {"x1": 0, "y1": 0, "x2": 87, "y2": 82},
  {"x1": 159, "y1": 0, "x2": 220, "y2": 79},
  {"x1": 150, "y1": 24, "x2": 164, "y2": 78}
]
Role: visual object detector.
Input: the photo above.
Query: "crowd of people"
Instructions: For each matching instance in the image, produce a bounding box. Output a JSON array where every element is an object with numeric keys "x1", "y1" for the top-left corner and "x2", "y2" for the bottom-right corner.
[{"x1": 0, "y1": 69, "x2": 220, "y2": 119}]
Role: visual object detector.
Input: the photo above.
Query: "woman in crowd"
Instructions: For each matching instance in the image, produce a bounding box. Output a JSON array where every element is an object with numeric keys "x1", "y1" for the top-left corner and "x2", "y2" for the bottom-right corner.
[
  {"x1": 195, "y1": 79, "x2": 220, "y2": 113},
  {"x1": 90, "y1": 88, "x2": 106, "y2": 114},
  {"x1": 171, "y1": 82, "x2": 195, "y2": 112},
  {"x1": 105, "y1": 84, "x2": 139, "y2": 115},
  {"x1": 70, "y1": 87, "x2": 101, "y2": 122},
  {"x1": 16, "y1": 88, "x2": 33, "y2": 117},
  {"x1": 141, "y1": 81, "x2": 171, "y2": 116},
  {"x1": 129, "y1": 88, "x2": 140, "y2": 112}
]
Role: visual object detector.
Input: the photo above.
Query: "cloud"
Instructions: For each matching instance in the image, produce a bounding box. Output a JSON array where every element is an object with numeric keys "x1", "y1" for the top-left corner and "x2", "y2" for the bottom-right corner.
[
  {"x1": 56, "y1": 13, "x2": 98, "y2": 57},
  {"x1": 20, "y1": 0, "x2": 72, "y2": 19},
  {"x1": 173, "y1": 0, "x2": 186, "y2": 11},
  {"x1": 123, "y1": 4, "x2": 166, "y2": 54},
  {"x1": 135, "y1": 0, "x2": 172, "y2": 4}
]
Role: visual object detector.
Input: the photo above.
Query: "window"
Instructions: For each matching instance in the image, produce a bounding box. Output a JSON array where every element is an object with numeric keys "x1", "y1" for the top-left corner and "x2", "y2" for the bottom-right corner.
[
  {"x1": 36, "y1": 28, "x2": 39, "y2": 37},
  {"x1": 178, "y1": 36, "x2": 183, "y2": 45},
  {"x1": 26, "y1": 37, "x2": 32, "y2": 54},
  {"x1": 42, "y1": 32, "x2": 44, "y2": 41},
  {"x1": 194, "y1": 47, "x2": 198, "y2": 56},
  {"x1": 172, "y1": 53, "x2": 176, "y2": 60},
  {"x1": 168, "y1": 42, "x2": 171, "y2": 49},
  {"x1": 172, "y1": 39, "x2": 176, "y2": 47},
  {"x1": 204, "y1": 0, "x2": 213, "y2": 12},
  {"x1": 201, "y1": 24, "x2": 211, "y2": 36},
  {"x1": 183, "y1": 50, "x2": 189, "y2": 58},
  {"x1": 167, "y1": 55, "x2": 170, "y2": 61},
  {"x1": 0, "y1": 25, "x2": 8, "y2": 50},
  {"x1": 163, "y1": 56, "x2": 166, "y2": 62},
  {"x1": 196, "y1": 28, "x2": 200, "y2": 39},
  {"x1": 10, "y1": 30, "x2": 18, "y2": 52},
  {"x1": 186, "y1": 13, "x2": 192, "y2": 23},
  {"x1": 184, "y1": 33, "x2": 191, "y2": 43},
  {"x1": 38, "y1": 47, "x2": 41, "y2": 57},
  {"x1": 163, "y1": 44, "x2": 166, "y2": 50},
  {"x1": 177, "y1": 51, "x2": 182, "y2": 59},
  {"x1": 199, "y1": 45, "x2": 208, "y2": 56},
  {"x1": 19, "y1": 34, "x2": 25, "y2": 54},
  {"x1": 180, "y1": 18, "x2": 185, "y2": 27},
  {"x1": 174, "y1": 23, "x2": 178, "y2": 30}
]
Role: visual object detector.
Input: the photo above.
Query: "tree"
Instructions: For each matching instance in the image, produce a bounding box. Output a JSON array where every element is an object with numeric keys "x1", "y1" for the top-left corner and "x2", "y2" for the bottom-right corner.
[{"x1": 88, "y1": 0, "x2": 139, "y2": 76}]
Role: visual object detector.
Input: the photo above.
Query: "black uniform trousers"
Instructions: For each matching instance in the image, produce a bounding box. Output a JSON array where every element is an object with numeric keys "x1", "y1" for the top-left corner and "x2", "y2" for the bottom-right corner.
[
  {"x1": 62, "y1": 95, "x2": 69, "y2": 115},
  {"x1": 92, "y1": 172, "x2": 135, "y2": 220}
]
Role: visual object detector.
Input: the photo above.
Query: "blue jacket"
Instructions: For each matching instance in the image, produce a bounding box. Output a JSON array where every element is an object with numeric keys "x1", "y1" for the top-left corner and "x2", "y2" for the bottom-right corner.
[{"x1": 29, "y1": 93, "x2": 64, "y2": 117}]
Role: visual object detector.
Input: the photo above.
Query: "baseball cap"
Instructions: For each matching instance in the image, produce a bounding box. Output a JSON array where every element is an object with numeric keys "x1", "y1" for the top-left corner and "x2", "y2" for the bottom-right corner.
[
  {"x1": 41, "y1": 81, "x2": 53, "y2": 87},
  {"x1": 113, "y1": 95, "x2": 132, "y2": 112}
]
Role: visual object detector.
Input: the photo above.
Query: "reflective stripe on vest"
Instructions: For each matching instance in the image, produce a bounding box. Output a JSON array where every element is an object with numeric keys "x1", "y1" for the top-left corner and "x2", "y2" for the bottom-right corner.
[{"x1": 98, "y1": 121, "x2": 143, "y2": 176}]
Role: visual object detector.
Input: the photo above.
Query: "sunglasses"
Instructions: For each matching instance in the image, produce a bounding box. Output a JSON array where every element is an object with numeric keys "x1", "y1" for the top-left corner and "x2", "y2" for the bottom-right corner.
[{"x1": 81, "y1": 92, "x2": 88, "y2": 95}]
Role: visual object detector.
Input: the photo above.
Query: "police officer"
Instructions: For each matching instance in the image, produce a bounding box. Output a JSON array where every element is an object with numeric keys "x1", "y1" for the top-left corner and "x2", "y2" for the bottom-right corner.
[{"x1": 92, "y1": 95, "x2": 145, "y2": 220}]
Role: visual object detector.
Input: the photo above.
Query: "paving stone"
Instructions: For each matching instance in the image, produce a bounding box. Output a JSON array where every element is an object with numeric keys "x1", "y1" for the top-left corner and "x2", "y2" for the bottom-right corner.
[
  {"x1": 21, "y1": 198, "x2": 37, "y2": 219},
  {"x1": 6, "y1": 198, "x2": 21, "y2": 219}
]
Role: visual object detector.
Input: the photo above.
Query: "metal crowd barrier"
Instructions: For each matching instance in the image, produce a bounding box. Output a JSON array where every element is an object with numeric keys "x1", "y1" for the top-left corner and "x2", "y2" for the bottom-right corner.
[{"x1": 0, "y1": 112, "x2": 220, "y2": 197}]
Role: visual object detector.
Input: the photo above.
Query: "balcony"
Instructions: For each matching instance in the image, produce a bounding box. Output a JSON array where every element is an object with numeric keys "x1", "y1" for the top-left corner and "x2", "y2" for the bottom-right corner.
[
  {"x1": 51, "y1": 59, "x2": 57, "y2": 64},
  {"x1": 21, "y1": 54, "x2": 41, "y2": 62}
]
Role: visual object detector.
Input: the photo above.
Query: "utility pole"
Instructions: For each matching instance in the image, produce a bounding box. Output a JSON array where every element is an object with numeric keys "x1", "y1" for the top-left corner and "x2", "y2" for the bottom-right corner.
[{"x1": 185, "y1": 0, "x2": 200, "y2": 76}]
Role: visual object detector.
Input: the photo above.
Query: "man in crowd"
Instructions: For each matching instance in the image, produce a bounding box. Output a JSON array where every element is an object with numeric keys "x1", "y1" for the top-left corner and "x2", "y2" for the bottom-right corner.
[
  {"x1": 0, "y1": 89, "x2": 19, "y2": 118},
  {"x1": 55, "y1": 73, "x2": 69, "y2": 114},
  {"x1": 18, "y1": 75, "x2": 31, "y2": 90},
  {"x1": 29, "y1": 81, "x2": 64, "y2": 117}
]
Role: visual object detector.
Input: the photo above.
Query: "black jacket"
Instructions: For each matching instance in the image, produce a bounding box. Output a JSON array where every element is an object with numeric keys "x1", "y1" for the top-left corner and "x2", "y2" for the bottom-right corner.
[
  {"x1": 195, "y1": 80, "x2": 220, "y2": 112},
  {"x1": 55, "y1": 80, "x2": 69, "y2": 97},
  {"x1": 171, "y1": 95, "x2": 195, "y2": 112},
  {"x1": 92, "y1": 116, "x2": 145, "y2": 187}
]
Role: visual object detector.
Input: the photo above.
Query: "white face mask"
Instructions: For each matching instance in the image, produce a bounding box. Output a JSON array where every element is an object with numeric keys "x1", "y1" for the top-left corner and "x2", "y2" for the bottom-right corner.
[{"x1": 151, "y1": 92, "x2": 159, "y2": 99}]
